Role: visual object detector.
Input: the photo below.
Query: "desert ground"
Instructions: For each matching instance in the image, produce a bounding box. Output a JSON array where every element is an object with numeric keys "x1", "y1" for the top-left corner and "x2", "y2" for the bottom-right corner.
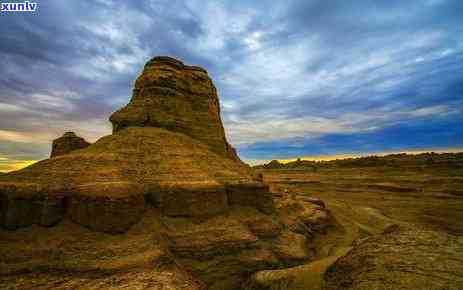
[{"x1": 256, "y1": 158, "x2": 463, "y2": 289}]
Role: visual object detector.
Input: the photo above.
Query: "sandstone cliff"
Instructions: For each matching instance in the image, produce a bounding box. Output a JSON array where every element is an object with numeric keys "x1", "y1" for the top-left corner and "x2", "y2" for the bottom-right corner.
[{"x1": 110, "y1": 56, "x2": 240, "y2": 161}]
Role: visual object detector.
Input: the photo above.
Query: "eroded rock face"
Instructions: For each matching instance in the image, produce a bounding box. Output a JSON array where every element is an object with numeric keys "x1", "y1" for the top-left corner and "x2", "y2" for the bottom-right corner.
[
  {"x1": 245, "y1": 269, "x2": 295, "y2": 290},
  {"x1": 0, "y1": 183, "x2": 65, "y2": 230},
  {"x1": 110, "y1": 56, "x2": 239, "y2": 161},
  {"x1": 274, "y1": 192, "x2": 332, "y2": 235},
  {"x1": 51, "y1": 131, "x2": 90, "y2": 157},
  {"x1": 0, "y1": 193, "x2": 332, "y2": 290},
  {"x1": 324, "y1": 225, "x2": 463, "y2": 290},
  {"x1": 226, "y1": 182, "x2": 275, "y2": 214},
  {"x1": 0, "y1": 270, "x2": 205, "y2": 290},
  {"x1": 161, "y1": 193, "x2": 329, "y2": 290},
  {"x1": 0, "y1": 211, "x2": 206, "y2": 290},
  {"x1": 156, "y1": 181, "x2": 228, "y2": 217},
  {"x1": 67, "y1": 182, "x2": 146, "y2": 234}
]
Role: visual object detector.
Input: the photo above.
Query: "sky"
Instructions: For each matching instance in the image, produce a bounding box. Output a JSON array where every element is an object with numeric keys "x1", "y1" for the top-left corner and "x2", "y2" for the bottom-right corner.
[{"x1": 0, "y1": 0, "x2": 462, "y2": 170}]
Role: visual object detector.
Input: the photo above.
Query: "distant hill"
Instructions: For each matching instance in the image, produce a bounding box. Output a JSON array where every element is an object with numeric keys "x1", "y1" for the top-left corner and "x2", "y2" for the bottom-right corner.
[{"x1": 255, "y1": 152, "x2": 463, "y2": 170}]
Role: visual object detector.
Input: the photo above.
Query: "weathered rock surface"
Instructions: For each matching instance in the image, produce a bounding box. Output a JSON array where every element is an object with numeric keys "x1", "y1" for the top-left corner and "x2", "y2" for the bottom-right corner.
[
  {"x1": 226, "y1": 182, "x2": 274, "y2": 214},
  {"x1": 67, "y1": 182, "x2": 146, "y2": 233},
  {"x1": 0, "y1": 183, "x2": 65, "y2": 230},
  {"x1": 50, "y1": 131, "x2": 90, "y2": 157},
  {"x1": 0, "y1": 211, "x2": 205, "y2": 290},
  {"x1": 275, "y1": 192, "x2": 333, "y2": 235},
  {"x1": 0, "y1": 270, "x2": 205, "y2": 290},
  {"x1": 0, "y1": 126, "x2": 260, "y2": 232},
  {"x1": 0, "y1": 194, "x2": 331, "y2": 290},
  {"x1": 0, "y1": 56, "x2": 334, "y2": 290},
  {"x1": 245, "y1": 269, "x2": 295, "y2": 290},
  {"x1": 158, "y1": 181, "x2": 228, "y2": 217},
  {"x1": 161, "y1": 198, "x2": 325, "y2": 290},
  {"x1": 324, "y1": 225, "x2": 463, "y2": 290},
  {"x1": 110, "y1": 56, "x2": 239, "y2": 161},
  {"x1": 0, "y1": 56, "x2": 269, "y2": 233}
]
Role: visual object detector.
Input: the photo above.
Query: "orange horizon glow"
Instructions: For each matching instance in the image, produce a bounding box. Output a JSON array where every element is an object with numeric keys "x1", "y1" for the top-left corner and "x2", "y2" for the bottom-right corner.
[
  {"x1": 277, "y1": 147, "x2": 463, "y2": 164},
  {"x1": 1, "y1": 147, "x2": 463, "y2": 172},
  {"x1": 0, "y1": 158, "x2": 37, "y2": 173}
]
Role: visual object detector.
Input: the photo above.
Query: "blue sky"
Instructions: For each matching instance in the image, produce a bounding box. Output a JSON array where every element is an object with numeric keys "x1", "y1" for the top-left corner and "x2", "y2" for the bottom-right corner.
[{"x1": 0, "y1": 0, "x2": 462, "y2": 169}]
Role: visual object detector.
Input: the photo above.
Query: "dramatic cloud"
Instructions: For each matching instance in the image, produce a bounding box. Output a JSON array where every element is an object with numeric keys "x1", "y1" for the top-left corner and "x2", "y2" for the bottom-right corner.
[{"x1": 0, "y1": 0, "x2": 462, "y2": 170}]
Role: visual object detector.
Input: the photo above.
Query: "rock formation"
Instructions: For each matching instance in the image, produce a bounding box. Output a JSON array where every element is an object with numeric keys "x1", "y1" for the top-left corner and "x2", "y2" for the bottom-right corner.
[
  {"x1": 50, "y1": 131, "x2": 90, "y2": 157},
  {"x1": 110, "y1": 56, "x2": 240, "y2": 161},
  {"x1": 0, "y1": 56, "x2": 332, "y2": 290},
  {"x1": 264, "y1": 159, "x2": 283, "y2": 169},
  {"x1": 324, "y1": 225, "x2": 463, "y2": 290}
]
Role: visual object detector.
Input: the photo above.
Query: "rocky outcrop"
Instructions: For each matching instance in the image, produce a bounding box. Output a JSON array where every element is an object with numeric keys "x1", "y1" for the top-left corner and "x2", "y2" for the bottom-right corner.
[
  {"x1": 226, "y1": 182, "x2": 274, "y2": 214},
  {"x1": 324, "y1": 225, "x2": 463, "y2": 290},
  {"x1": 0, "y1": 56, "x2": 334, "y2": 290},
  {"x1": 110, "y1": 56, "x2": 239, "y2": 161},
  {"x1": 0, "y1": 56, "x2": 271, "y2": 233},
  {"x1": 264, "y1": 160, "x2": 283, "y2": 169},
  {"x1": 274, "y1": 192, "x2": 333, "y2": 235},
  {"x1": 0, "y1": 212, "x2": 206, "y2": 290},
  {"x1": 67, "y1": 182, "x2": 146, "y2": 233},
  {"x1": 0, "y1": 192, "x2": 332, "y2": 290},
  {"x1": 161, "y1": 194, "x2": 327, "y2": 290},
  {"x1": 50, "y1": 131, "x2": 90, "y2": 157},
  {"x1": 156, "y1": 181, "x2": 228, "y2": 217},
  {"x1": 0, "y1": 269, "x2": 205, "y2": 290},
  {"x1": 245, "y1": 269, "x2": 295, "y2": 290},
  {"x1": 0, "y1": 183, "x2": 65, "y2": 229}
]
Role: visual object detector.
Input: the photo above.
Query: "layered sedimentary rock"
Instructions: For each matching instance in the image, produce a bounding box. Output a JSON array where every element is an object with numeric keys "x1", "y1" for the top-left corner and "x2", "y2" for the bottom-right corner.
[
  {"x1": 0, "y1": 126, "x2": 258, "y2": 233},
  {"x1": 324, "y1": 225, "x2": 463, "y2": 290},
  {"x1": 0, "y1": 57, "x2": 263, "y2": 233},
  {"x1": 0, "y1": 56, "x2": 333, "y2": 290},
  {"x1": 50, "y1": 131, "x2": 90, "y2": 157},
  {"x1": 110, "y1": 56, "x2": 239, "y2": 161},
  {"x1": 0, "y1": 211, "x2": 206, "y2": 290}
]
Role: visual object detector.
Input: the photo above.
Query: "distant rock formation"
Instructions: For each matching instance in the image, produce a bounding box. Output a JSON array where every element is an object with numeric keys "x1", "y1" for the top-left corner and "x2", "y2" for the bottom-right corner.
[
  {"x1": 50, "y1": 131, "x2": 90, "y2": 157},
  {"x1": 0, "y1": 56, "x2": 333, "y2": 290},
  {"x1": 258, "y1": 152, "x2": 463, "y2": 169},
  {"x1": 264, "y1": 159, "x2": 283, "y2": 169}
]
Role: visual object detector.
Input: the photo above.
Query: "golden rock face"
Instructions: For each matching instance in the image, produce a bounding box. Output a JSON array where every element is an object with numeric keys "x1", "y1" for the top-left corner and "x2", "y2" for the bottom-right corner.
[{"x1": 110, "y1": 56, "x2": 239, "y2": 161}]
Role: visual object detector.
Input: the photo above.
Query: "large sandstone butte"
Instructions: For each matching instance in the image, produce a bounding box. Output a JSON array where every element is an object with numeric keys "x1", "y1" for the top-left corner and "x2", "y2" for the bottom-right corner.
[
  {"x1": 0, "y1": 56, "x2": 332, "y2": 290},
  {"x1": 110, "y1": 56, "x2": 240, "y2": 161}
]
